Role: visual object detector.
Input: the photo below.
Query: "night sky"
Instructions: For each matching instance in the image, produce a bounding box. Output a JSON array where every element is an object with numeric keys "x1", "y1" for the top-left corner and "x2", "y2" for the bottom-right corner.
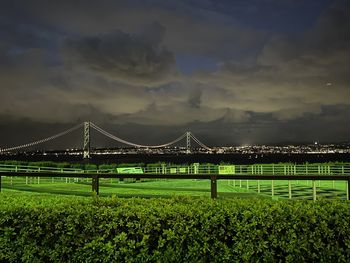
[{"x1": 0, "y1": 0, "x2": 350, "y2": 148}]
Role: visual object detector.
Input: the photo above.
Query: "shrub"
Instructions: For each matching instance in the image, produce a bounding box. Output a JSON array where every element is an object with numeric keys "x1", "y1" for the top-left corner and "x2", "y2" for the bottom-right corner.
[{"x1": 1, "y1": 196, "x2": 350, "y2": 262}]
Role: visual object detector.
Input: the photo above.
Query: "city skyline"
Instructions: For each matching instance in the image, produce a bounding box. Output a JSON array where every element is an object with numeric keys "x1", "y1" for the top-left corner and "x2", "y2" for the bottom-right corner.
[{"x1": 1, "y1": 0, "x2": 350, "y2": 147}]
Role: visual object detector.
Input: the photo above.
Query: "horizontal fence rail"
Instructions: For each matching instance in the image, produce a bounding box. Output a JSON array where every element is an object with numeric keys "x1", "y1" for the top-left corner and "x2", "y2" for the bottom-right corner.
[
  {"x1": 1, "y1": 163, "x2": 350, "y2": 200},
  {"x1": 1, "y1": 170, "x2": 350, "y2": 200},
  {"x1": 1, "y1": 163, "x2": 350, "y2": 175}
]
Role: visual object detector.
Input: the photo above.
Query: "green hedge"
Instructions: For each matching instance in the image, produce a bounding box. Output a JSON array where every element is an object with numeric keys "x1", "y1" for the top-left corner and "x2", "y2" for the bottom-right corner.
[{"x1": 1, "y1": 195, "x2": 350, "y2": 262}]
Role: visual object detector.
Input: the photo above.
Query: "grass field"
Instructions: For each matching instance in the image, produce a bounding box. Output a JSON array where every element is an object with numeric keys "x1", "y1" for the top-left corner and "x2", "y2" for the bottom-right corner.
[{"x1": 1, "y1": 176, "x2": 348, "y2": 200}]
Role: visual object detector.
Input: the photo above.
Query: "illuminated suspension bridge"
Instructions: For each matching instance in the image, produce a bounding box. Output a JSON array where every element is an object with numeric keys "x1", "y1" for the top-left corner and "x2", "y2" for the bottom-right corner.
[{"x1": 0, "y1": 122, "x2": 211, "y2": 158}]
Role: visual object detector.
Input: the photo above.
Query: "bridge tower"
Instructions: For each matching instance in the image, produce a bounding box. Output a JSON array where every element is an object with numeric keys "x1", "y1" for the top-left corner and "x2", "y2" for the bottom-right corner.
[
  {"x1": 83, "y1": 121, "x2": 90, "y2": 159},
  {"x1": 186, "y1": 131, "x2": 191, "y2": 154}
]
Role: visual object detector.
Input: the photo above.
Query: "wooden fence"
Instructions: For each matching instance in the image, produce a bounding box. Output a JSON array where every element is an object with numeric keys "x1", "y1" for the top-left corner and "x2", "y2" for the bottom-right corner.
[{"x1": 1, "y1": 171, "x2": 350, "y2": 200}]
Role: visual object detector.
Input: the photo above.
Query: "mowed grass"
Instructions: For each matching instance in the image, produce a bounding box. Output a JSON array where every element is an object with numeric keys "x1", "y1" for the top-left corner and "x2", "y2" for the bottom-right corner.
[
  {"x1": 221, "y1": 179, "x2": 348, "y2": 200},
  {"x1": 1, "y1": 176, "x2": 348, "y2": 200}
]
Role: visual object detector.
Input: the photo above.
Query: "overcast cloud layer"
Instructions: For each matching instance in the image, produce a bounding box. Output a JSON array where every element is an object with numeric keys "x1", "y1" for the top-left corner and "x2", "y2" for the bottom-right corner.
[{"x1": 0, "y1": 0, "x2": 349, "y2": 147}]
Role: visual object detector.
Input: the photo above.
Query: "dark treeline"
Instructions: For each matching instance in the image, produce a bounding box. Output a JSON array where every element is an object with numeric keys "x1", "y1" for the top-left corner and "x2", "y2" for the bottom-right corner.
[{"x1": 1, "y1": 153, "x2": 350, "y2": 165}]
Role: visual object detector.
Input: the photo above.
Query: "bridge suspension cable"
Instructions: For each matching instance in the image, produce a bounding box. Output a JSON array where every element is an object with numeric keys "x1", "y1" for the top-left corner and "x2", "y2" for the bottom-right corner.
[
  {"x1": 189, "y1": 133, "x2": 212, "y2": 151},
  {"x1": 0, "y1": 121, "x2": 212, "y2": 153},
  {"x1": 90, "y1": 122, "x2": 187, "y2": 148},
  {"x1": 0, "y1": 123, "x2": 84, "y2": 153}
]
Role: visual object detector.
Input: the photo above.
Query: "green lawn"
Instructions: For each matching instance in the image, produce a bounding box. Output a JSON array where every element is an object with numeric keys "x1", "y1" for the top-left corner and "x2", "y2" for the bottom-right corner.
[
  {"x1": 222, "y1": 179, "x2": 347, "y2": 200},
  {"x1": 1, "y1": 176, "x2": 348, "y2": 200}
]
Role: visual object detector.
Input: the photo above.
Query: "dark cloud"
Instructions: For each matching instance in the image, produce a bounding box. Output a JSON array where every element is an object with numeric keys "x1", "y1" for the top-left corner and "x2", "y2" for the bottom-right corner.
[
  {"x1": 197, "y1": 0, "x2": 350, "y2": 122},
  {"x1": 6, "y1": 0, "x2": 266, "y2": 59},
  {"x1": 188, "y1": 88, "x2": 202, "y2": 108},
  {"x1": 62, "y1": 24, "x2": 176, "y2": 85},
  {"x1": 312, "y1": 0, "x2": 350, "y2": 47},
  {"x1": 0, "y1": 0, "x2": 349, "y2": 145}
]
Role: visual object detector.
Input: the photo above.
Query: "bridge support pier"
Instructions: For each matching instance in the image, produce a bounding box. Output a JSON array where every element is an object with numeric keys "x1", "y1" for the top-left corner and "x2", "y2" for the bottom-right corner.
[
  {"x1": 210, "y1": 176, "x2": 217, "y2": 198},
  {"x1": 186, "y1": 132, "x2": 191, "y2": 154},
  {"x1": 92, "y1": 175, "x2": 99, "y2": 195}
]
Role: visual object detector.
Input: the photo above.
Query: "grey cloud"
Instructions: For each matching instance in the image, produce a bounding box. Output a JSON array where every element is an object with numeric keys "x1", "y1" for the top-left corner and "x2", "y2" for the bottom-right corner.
[
  {"x1": 260, "y1": 0, "x2": 350, "y2": 63},
  {"x1": 113, "y1": 101, "x2": 227, "y2": 126},
  {"x1": 272, "y1": 104, "x2": 322, "y2": 120},
  {"x1": 220, "y1": 109, "x2": 251, "y2": 123},
  {"x1": 188, "y1": 88, "x2": 202, "y2": 108},
  {"x1": 11, "y1": 0, "x2": 266, "y2": 59},
  {"x1": 62, "y1": 25, "x2": 176, "y2": 85},
  {"x1": 257, "y1": 34, "x2": 301, "y2": 66},
  {"x1": 194, "y1": 0, "x2": 350, "y2": 121},
  {"x1": 140, "y1": 22, "x2": 166, "y2": 47},
  {"x1": 0, "y1": 0, "x2": 350, "y2": 145},
  {"x1": 311, "y1": 0, "x2": 350, "y2": 48}
]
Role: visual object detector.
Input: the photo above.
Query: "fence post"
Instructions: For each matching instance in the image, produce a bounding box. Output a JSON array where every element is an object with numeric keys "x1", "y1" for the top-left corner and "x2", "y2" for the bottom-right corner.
[
  {"x1": 312, "y1": 180, "x2": 317, "y2": 201},
  {"x1": 0, "y1": 176, "x2": 1, "y2": 192},
  {"x1": 257, "y1": 180, "x2": 260, "y2": 193},
  {"x1": 193, "y1": 163, "x2": 199, "y2": 174},
  {"x1": 288, "y1": 180, "x2": 292, "y2": 199},
  {"x1": 347, "y1": 179, "x2": 350, "y2": 200},
  {"x1": 92, "y1": 175, "x2": 99, "y2": 195},
  {"x1": 210, "y1": 176, "x2": 217, "y2": 199},
  {"x1": 271, "y1": 180, "x2": 274, "y2": 197}
]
